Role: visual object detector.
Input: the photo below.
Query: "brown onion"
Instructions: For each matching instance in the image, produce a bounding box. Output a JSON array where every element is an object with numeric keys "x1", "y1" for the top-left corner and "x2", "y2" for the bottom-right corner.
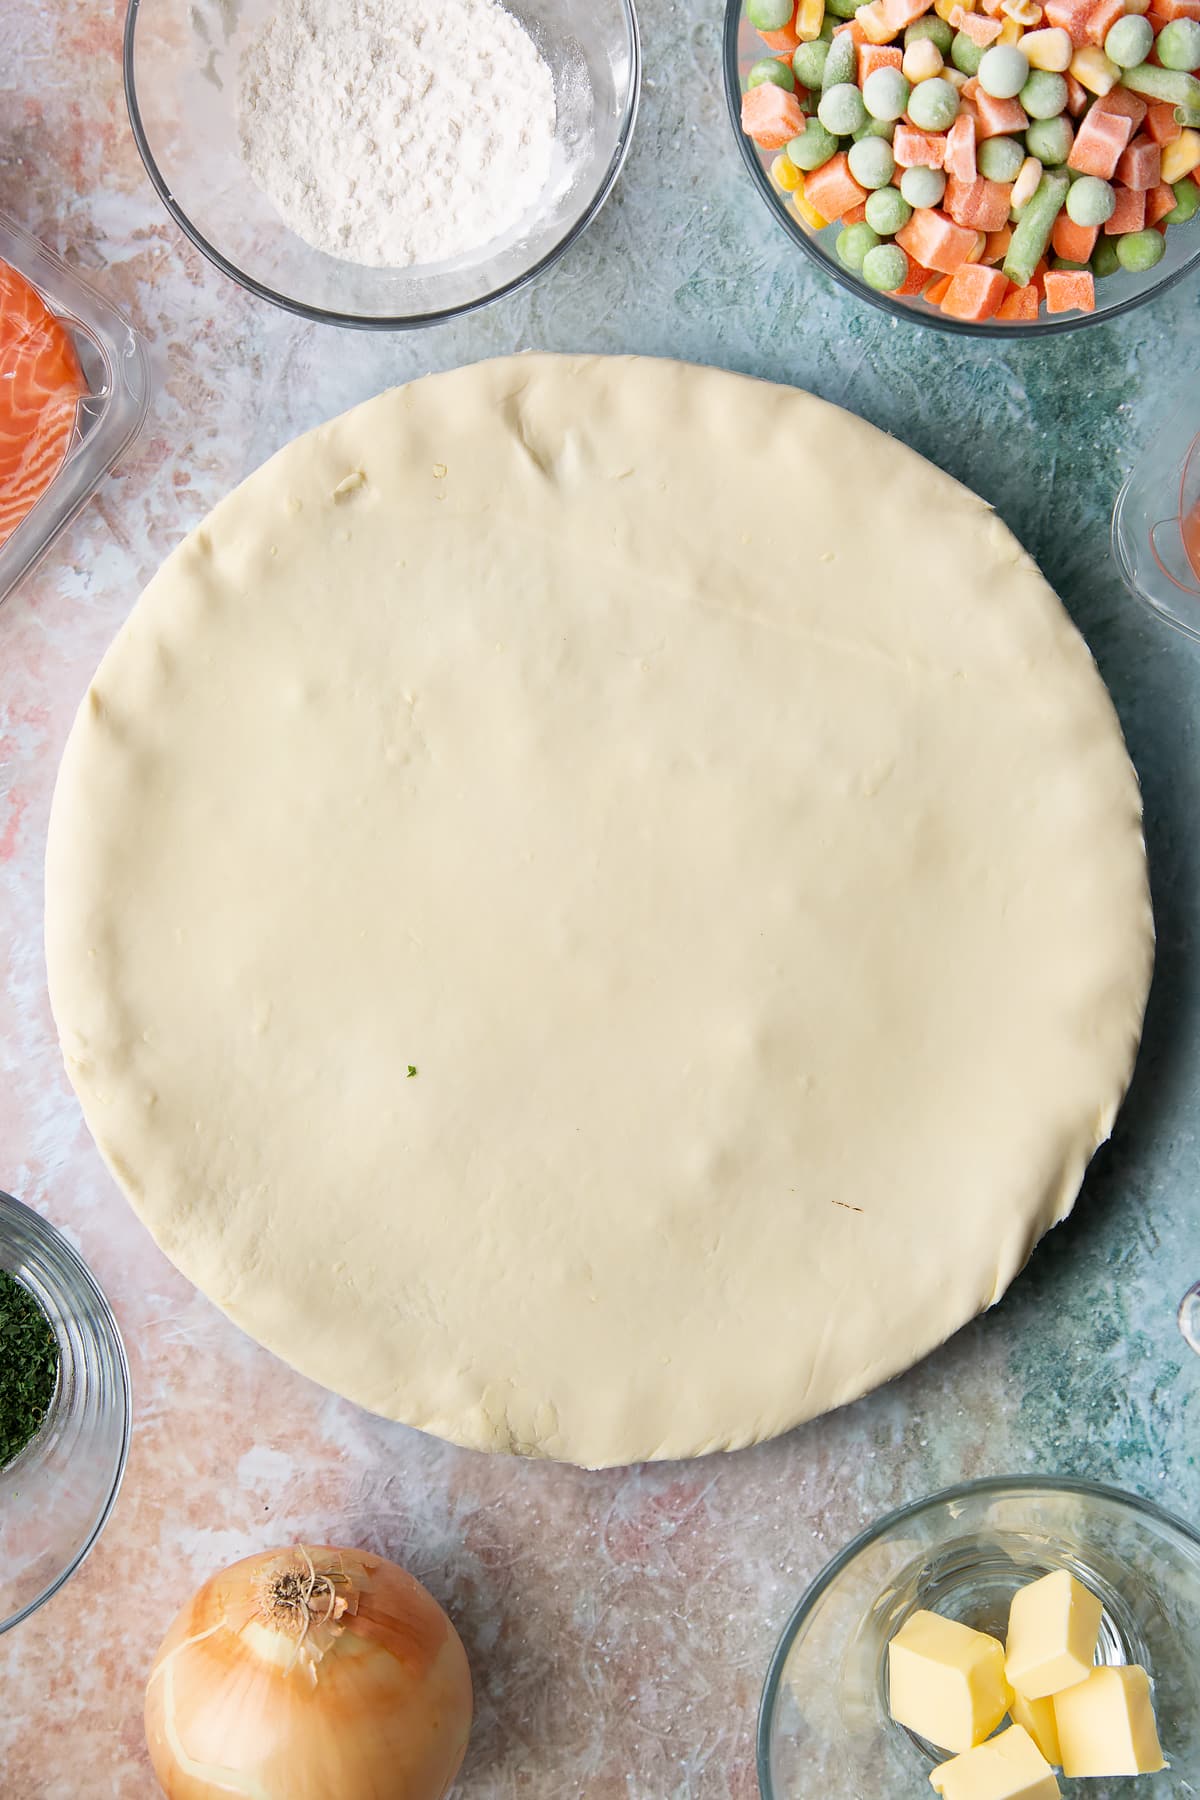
[{"x1": 144, "y1": 1544, "x2": 472, "y2": 1799}]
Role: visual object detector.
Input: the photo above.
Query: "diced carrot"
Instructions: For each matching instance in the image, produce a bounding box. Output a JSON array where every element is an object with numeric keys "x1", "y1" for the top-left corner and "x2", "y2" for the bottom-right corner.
[
  {"x1": 1064, "y1": 72, "x2": 1090, "y2": 112},
  {"x1": 856, "y1": 0, "x2": 898, "y2": 38},
  {"x1": 843, "y1": 200, "x2": 871, "y2": 223},
  {"x1": 1144, "y1": 9, "x2": 1170, "y2": 27},
  {"x1": 1084, "y1": 0, "x2": 1128, "y2": 41},
  {"x1": 945, "y1": 114, "x2": 978, "y2": 182},
  {"x1": 973, "y1": 90, "x2": 1030, "y2": 135},
  {"x1": 833, "y1": 17, "x2": 870, "y2": 40},
  {"x1": 940, "y1": 261, "x2": 1008, "y2": 318},
  {"x1": 943, "y1": 173, "x2": 1009, "y2": 228},
  {"x1": 858, "y1": 43, "x2": 904, "y2": 82},
  {"x1": 952, "y1": 4, "x2": 1005, "y2": 37},
  {"x1": 925, "y1": 273, "x2": 954, "y2": 302},
  {"x1": 1045, "y1": 0, "x2": 1097, "y2": 41},
  {"x1": 882, "y1": 0, "x2": 937, "y2": 26},
  {"x1": 1043, "y1": 268, "x2": 1096, "y2": 311},
  {"x1": 1067, "y1": 106, "x2": 1133, "y2": 174},
  {"x1": 1052, "y1": 213, "x2": 1099, "y2": 259},
  {"x1": 1145, "y1": 180, "x2": 1179, "y2": 222},
  {"x1": 1095, "y1": 86, "x2": 1149, "y2": 128},
  {"x1": 984, "y1": 224, "x2": 1013, "y2": 261},
  {"x1": 803, "y1": 150, "x2": 869, "y2": 219},
  {"x1": 1145, "y1": 102, "x2": 1183, "y2": 145},
  {"x1": 997, "y1": 281, "x2": 1041, "y2": 317},
  {"x1": 1116, "y1": 133, "x2": 1162, "y2": 189},
  {"x1": 895, "y1": 205, "x2": 981, "y2": 271},
  {"x1": 1158, "y1": 0, "x2": 1200, "y2": 17},
  {"x1": 894, "y1": 124, "x2": 948, "y2": 167},
  {"x1": 759, "y1": 7, "x2": 802, "y2": 50},
  {"x1": 1104, "y1": 183, "x2": 1147, "y2": 229},
  {"x1": 894, "y1": 251, "x2": 937, "y2": 294},
  {"x1": 741, "y1": 83, "x2": 807, "y2": 149}
]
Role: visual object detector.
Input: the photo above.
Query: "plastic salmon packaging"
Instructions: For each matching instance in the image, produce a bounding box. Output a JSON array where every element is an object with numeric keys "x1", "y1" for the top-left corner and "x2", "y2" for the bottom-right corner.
[{"x1": 0, "y1": 210, "x2": 150, "y2": 607}]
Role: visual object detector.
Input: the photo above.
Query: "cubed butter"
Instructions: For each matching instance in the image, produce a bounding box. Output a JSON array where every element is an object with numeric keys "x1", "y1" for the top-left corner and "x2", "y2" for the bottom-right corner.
[
  {"x1": 1005, "y1": 1570, "x2": 1102, "y2": 1700},
  {"x1": 1053, "y1": 1665, "x2": 1165, "y2": 1777},
  {"x1": 890, "y1": 1611, "x2": 1012, "y2": 1753},
  {"x1": 930, "y1": 1724, "x2": 1062, "y2": 1800},
  {"x1": 1010, "y1": 1692, "x2": 1062, "y2": 1767}
]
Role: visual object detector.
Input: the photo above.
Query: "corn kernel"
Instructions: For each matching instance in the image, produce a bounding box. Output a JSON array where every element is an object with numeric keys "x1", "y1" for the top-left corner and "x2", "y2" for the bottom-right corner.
[
  {"x1": 1162, "y1": 127, "x2": 1200, "y2": 182},
  {"x1": 1011, "y1": 153, "x2": 1043, "y2": 208},
  {"x1": 965, "y1": 229, "x2": 988, "y2": 261},
  {"x1": 1001, "y1": 0, "x2": 1043, "y2": 25},
  {"x1": 1023, "y1": 23, "x2": 1072, "y2": 64},
  {"x1": 796, "y1": 0, "x2": 826, "y2": 39},
  {"x1": 944, "y1": 64, "x2": 971, "y2": 86},
  {"x1": 772, "y1": 153, "x2": 804, "y2": 191},
  {"x1": 935, "y1": 0, "x2": 963, "y2": 22},
  {"x1": 996, "y1": 16, "x2": 1024, "y2": 39},
  {"x1": 1070, "y1": 45, "x2": 1120, "y2": 94},
  {"x1": 903, "y1": 37, "x2": 945, "y2": 78},
  {"x1": 792, "y1": 187, "x2": 829, "y2": 230}
]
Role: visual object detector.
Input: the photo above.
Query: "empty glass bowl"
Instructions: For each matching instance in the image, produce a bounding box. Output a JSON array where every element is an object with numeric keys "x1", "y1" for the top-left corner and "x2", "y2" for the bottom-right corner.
[
  {"x1": 1112, "y1": 405, "x2": 1200, "y2": 641},
  {"x1": 0, "y1": 1192, "x2": 131, "y2": 1634},
  {"x1": 724, "y1": 0, "x2": 1200, "y2": 336},
  {"x1": 124, "y1": 0, "x2": 641, "y2": 328},
  {"x1": 759, "y1": 1476, "x2": 1200, "y2": 1798}
]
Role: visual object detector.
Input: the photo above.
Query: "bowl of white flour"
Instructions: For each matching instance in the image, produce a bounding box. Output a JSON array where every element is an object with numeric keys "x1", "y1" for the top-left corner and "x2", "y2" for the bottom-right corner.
[{"x1": 124, "y1": 0, "x2": 640, "y2": 327}]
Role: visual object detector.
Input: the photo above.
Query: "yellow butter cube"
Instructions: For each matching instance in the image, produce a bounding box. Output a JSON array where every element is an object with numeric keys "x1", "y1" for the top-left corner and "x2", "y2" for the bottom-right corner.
[
  {"x1": 1005, "y1": 1570, "x2": 1103, "y2": 1701},
  {"x1": 1162, "y1": 128, "x2": 1200, "y2": 184},
  {"x1": 930, "y1": 1725, "x2": 1062, "y2": 1800},
  {"x1": 1070, "y1": 45, "x2": 1120, "y2": 95},
  {"x1": 1022, "y1": 26, "x2": 1073, "y2": 68},
  {"x1": 1053, "y1": 1665, "x2": 1165, "y2": 1778},
  {"x1": 795, "y1": 0, "x2": 827, "y2": 39},
  {"x1": 1010, "y1": 1693, "x2": 1062, "y2": 1768},
  {"x1": 890, "y1": 1611, "x2": 1013, "y2": 1754}
]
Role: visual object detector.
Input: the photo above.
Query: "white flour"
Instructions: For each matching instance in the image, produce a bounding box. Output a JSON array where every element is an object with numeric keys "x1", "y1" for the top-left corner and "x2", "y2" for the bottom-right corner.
[{"x1": 237, "y1": 0, "x2": 557, "y2": 269}]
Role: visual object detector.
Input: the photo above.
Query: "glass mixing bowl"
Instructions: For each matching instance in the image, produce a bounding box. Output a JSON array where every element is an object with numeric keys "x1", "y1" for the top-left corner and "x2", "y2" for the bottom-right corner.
[
  {"x1": 724, "y1": 0, "x2": 1200, "y2": 337},
  {"x1": 0, "y1": 1191, "x2": 131, "y2": 1634},
  {"x1": 125, "y1": 0, "x2": 641, "y2": 328},
  {"x1": 759, "y1": 1476, "x2": 1200, "y2": 1797}
]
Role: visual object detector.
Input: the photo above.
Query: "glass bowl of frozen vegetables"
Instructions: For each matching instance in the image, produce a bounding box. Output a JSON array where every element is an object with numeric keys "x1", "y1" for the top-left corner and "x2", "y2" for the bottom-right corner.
[{"x1": 725, "y1": 0, "x2": 1200, "y2": 333}]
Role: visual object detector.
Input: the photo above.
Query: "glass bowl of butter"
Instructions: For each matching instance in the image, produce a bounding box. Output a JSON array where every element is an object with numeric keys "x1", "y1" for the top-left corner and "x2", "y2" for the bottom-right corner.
[{"x1": 759, "y1": 1476, "x2": 1200, "y2": 1799}]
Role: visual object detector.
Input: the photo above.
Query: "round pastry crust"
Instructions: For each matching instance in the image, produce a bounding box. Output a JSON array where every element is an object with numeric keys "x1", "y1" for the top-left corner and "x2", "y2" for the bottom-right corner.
[{"x1": 45, "y1": 356, "x2": 1153, "y2": 1467}]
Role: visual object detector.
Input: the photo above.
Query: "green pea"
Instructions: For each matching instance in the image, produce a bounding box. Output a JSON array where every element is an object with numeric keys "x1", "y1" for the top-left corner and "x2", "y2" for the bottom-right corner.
[
  {"x1": 848, "y1": 134, "x2": 897, "y2": 187},
  {"x1": 977, "y1": 135, "x2": 1025, "y2": 182},
  {"x1": 1164, "y1": 176, "x2": 1200, "y2": 223},
  {"x1": 1091, "y1": 235, "x2": 1122, "y2": 276},
  {"x1": 818, "y1": 80, "x2": 868, "y2": 133},
  {"x1": 951, "y1": 31, "x2": 985, "y2": 75},
  {"x1": 907, "y1": 76, "x2": 960, "y2": 129},
  {"x1": 1025, "y1": 115, "x2": 1075, "y2": 164},
  {"x1": 854, "y1": 116, "x2": 897, "y2": 139},
  {"x1": 1019, "y1": 69, "x2": 1068, "y2": 119},
  {"x1": 836, "y1": 221, "x2": 882, "y2": 270},
  {"x1": 900, "y1": 163, "x2": 946, "y2": 207},
  {"x1": 1157, "y1": 18, "x2": 1200, "y2": 70},
  {"x1": 1104, "y1": 14, "x2": 1154, "y2": 68},
  {"x1": 863, "y1": 64, "x2": 911, "y2": 119},
  {"x1": 748, "y1": 56, "x2": 796, "y2": 90},
  {"x1": 793, "y1": 38, "x2": 831, "y2": 88},
  {"x1": 1066, "y1": 174, "x2": 1115, "y2": 225},
  {"x1": 825, "y1": 0, "x2": 871, "y2": 16},
  {"x1": 818, "y1": 14, "x2": 837, "y2": 39},
  {"x1": 821, "y1": 30, "x2": 859, "y2": 90},
  {"x1": 906, "y1": 14, "x2": 953, "y2": 51},
  {"x1": 865, "y1": 186, "x2": 913, "y2": 233},
  {"x1": 786, "y1": 117, "x2": 840, "y2": 169},
  {"x1": 1116, "y1": 227, "x2": 1167, "y2": 270},
  {"x1": 861, "y1": 242, "x2": 910, "y2": 289},
  {"x1": 747, "y1": 0, "x2": 795, "y2": 29},
  {"x1": 978, "y1": 44, "x2": 1030, "y2": 98}
]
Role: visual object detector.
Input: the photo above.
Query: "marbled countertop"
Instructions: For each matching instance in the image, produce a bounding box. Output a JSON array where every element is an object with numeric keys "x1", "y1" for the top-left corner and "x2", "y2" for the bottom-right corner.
[{"x1": 2, "y1": 2, "x2": 1199, "y2": 1794}]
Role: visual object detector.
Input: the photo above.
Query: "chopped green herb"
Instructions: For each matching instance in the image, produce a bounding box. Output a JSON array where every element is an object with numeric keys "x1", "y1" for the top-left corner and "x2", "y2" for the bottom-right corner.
[
  {"x1": 0, "y1": 1270, "x2": 59, "y2": 1468},
  {"x1": 407, "y1": 1065, "x2": 418, "y2": 1078}
]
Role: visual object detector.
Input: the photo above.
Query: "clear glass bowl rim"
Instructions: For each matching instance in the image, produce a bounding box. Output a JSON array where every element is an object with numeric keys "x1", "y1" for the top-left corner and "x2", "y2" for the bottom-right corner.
[
  {"x1": 0, "y1": 1190, "x2": 133, "y2": 1635},
  {"x1": 123, "y1": 0, "x2": 643, "y2": 331},
  {"x1": 756, "y1": 1472, "x2": 1200, "y2": 1797},
  {"x1": 721, "y1": 0, "x2": 1200, "y2": 340}
]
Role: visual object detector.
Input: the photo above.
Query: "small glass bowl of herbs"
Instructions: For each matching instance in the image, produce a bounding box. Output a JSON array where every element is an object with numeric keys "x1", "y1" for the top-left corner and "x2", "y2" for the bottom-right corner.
[{"x1": 0, "y1": 1190, "x2": 130, "y2": 1633}]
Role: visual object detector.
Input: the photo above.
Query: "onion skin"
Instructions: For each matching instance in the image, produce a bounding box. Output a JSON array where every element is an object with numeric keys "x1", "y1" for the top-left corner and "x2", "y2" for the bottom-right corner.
[{"x1": 144, "y1": 1545, "x2": 472, "y2": 1800}]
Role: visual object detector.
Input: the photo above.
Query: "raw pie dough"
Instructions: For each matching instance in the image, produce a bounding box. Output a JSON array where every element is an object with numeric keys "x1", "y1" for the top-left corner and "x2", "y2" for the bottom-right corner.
[{"x1": 45, "y1": 356, "x2": 1154, "y2": 1468}]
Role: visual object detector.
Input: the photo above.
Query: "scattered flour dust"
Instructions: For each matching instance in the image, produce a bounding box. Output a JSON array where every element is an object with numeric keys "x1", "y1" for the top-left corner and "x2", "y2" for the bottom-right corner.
[{"x1": 237, "y1": 0, "x2": 557, "y2": 269}]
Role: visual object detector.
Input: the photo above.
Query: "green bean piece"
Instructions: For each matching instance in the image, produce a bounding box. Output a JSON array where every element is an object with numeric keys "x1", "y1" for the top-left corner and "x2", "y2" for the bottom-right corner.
[
  {"x1": 1003, "y1": 168, "x2": 1070, "y2": 285},
  {"x1": 1120, "y1": 63, "x2": 1200, "y2": 107},
  {"x1": 821, "y1": 29, "x2": 859, "y2": 88}
]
